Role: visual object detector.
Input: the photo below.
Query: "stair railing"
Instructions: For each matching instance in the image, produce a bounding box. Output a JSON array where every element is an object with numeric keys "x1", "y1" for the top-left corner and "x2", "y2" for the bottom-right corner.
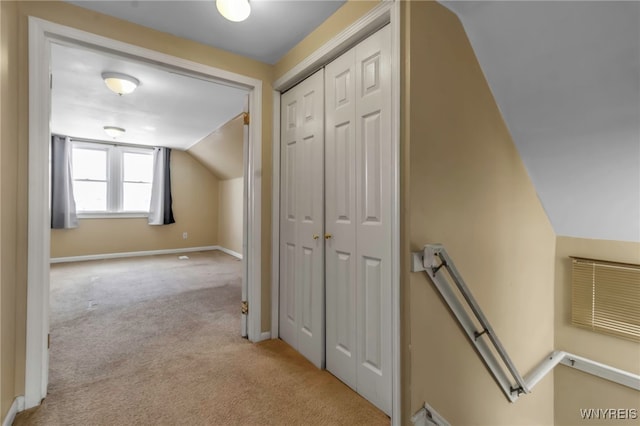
[{"x1": 411, "y1": 243, "x2": 640, "y2": 403}]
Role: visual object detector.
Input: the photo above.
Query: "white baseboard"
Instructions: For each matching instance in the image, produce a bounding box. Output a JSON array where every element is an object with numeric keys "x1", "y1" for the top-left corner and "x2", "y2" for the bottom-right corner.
[
  {"x1": 216, "y1": 246, "x2": 243, "y2": 260},
  {"x1": 50, "y1": 245, "x2": 223, "y2": 263},
  {"x1": 258, "y1": 331, "x2": 271, "y2": 342},
  {"x1": 2, "y1": 396, "x2": 25, "y2": 426}
]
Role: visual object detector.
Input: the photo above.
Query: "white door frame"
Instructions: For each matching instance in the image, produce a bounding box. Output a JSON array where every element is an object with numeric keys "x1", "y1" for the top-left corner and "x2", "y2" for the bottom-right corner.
[
  {"x1": 26, "y1": 17, "x2": 264, "y2": 409},
  {"x1": 270, "y1": 2, "x2": 401, "y2": 424}
]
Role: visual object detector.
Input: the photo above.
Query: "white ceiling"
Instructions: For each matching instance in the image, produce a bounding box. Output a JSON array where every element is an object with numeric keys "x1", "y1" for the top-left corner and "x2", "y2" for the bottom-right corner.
[
  {"x1": 54, "y1": 0, "x2": 346, "y2": 150},
  {"x1": 67, "y1": 0, "x2": 346, "y2": 64},
  {"x1": 442, "y1": 1, "x2": 640, "y2": 242},
  {"x1": 51, "y1": 42, "x2": 248, "y2": 150}
]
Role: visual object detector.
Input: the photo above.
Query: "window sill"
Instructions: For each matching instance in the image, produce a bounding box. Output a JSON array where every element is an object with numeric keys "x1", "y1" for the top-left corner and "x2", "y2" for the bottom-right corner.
[{"x1": 78, "y1": 212, "x2": 149, "y2": 219}]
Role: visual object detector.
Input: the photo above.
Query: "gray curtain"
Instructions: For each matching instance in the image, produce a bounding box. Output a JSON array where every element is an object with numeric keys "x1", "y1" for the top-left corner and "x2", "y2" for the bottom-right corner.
[
  {"x1": 148, "y1": 147, "x2": 175, "y2": 225},
  {"x1": 51, "y1": 135, "x2": 78, "y2": 229}
]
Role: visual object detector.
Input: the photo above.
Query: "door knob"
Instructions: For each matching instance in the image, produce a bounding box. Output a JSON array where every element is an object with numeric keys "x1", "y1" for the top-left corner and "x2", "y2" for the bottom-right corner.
[
  {"x1": 313, "y1": 234, "x2": 320, "y2": 240},
  {"x1": 324, "y1": 233, "x2": 333, "y2": 240}
]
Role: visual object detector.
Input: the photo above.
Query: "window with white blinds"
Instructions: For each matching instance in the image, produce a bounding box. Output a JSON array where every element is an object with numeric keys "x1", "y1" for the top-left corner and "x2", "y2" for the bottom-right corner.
[{"x1": 571, "y1": 257, "x2": 640, "y2": 342}]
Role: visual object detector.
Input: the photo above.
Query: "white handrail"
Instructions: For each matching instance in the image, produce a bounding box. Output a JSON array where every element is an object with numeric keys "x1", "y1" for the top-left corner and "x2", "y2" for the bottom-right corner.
[
  {"x1": 411, "y1": 244, "x2": 640, "y2": 404},
  {"x1": 522, "y1": 350, "x2": 566, "y2": 390},
  {"x1": 559, "y1": 352, "x2": 640, "y2": 391}
]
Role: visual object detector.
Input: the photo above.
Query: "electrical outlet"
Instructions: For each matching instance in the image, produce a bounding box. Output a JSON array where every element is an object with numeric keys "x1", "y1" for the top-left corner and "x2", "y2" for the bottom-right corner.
[{"x1": 182, "y1": 232, "x2": 188, "y2": 239}]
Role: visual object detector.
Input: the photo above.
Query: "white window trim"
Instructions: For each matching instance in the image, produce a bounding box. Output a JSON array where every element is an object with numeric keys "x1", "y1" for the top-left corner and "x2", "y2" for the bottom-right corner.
[{"x1": 71, "y1": 140, "x2": 154, "y2": 215}]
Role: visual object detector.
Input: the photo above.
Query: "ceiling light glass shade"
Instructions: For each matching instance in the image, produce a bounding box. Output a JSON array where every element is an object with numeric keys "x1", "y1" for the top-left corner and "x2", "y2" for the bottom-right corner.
[
  {"x1": 102, "y1": 72, "x2": 139, "y2": 95},
  {"x1": 216, "y1": 0, "x2": 251, "y2": 22},
  {"x1": 103, "y1": 126, "x2": 126, "y2": 138}
]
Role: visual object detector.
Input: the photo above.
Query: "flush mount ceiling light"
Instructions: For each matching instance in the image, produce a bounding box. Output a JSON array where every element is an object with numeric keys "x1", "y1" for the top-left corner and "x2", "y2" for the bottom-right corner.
[
  {"x1": 216, "y1": 0, "x2": 251, "y2": 22},
  {"x1": 103, "y1": 126, "x2": 126, "y2": 139},
  {"x1": 102, "y1": 72, "x2": 139, "y2": 96}
]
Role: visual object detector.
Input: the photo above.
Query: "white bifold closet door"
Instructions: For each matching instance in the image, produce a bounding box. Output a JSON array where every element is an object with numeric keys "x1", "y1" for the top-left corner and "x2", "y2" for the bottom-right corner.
[
  {"x1": 325, "y1": 25, "x2": 392, "y2": 415},
  {"x1": 279, "y1": 69, "x2": 325, "y2": 369}
]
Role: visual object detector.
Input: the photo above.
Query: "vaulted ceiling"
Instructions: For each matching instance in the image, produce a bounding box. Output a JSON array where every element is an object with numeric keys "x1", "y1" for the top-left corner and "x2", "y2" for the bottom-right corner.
[
  {"x1": 62, "y1": 1, "x2": 640, "y2": 242},
  {"x1": 443, "y1": 1, "x2": 639, "y2": 242}
]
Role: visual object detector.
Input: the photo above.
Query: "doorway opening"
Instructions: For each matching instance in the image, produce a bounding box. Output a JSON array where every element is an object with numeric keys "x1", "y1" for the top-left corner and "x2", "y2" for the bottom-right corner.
[{"x1": 26, "y1": 16, "x2": 263, "y2": 409}]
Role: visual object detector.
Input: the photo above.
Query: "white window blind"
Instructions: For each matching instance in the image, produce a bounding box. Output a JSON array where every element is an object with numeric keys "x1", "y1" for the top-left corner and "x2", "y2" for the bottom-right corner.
[{"x1": 571, "y1": 257, "x2": 640, "y2": 342}]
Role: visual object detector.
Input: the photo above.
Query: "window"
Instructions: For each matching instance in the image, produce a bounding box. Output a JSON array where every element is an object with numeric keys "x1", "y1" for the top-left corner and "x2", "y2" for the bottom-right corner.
[
  {"x1": 71, "y1": 142, "x2": 154, "y2": 215},
  {"x1": 571, "y1": 257, "x2": 640, "y2": 342}
]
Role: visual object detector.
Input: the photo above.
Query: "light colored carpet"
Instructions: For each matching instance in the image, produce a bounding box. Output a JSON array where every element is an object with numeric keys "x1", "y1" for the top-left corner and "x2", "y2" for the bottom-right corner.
[{"x1": 15, "y1": 251, "x2": 389, "y2": 426}]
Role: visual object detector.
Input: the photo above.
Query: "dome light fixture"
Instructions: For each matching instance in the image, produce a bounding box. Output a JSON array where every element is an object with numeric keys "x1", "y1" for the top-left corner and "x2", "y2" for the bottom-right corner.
[
  {"x1": 103, "y1": 126, "x2": 126, "y2": 139},
  {"x1": 102, "y1": 72, "x2": 139, "y2": 96},
  {"x1": 216, "y1": 0, "x2": 251, "y2": 22}
]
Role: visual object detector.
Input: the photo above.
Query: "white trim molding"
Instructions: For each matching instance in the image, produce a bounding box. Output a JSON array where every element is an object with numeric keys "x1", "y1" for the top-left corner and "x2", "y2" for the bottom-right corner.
[
  {"x1": 389, "y1": 2, "x2": 402, "y2": 422},
  {"x1": 27, "y1": 16, "x2": 263, "y2": 409},
  {"x1": 26, "y1": 17, "x2": 52, "y2": 409},
  {"x1": 270, "y1": 1, "x2": 401, "y2": 424},
  {"x1": 2, "y1": 396, "x2": 25, "y2": 426},
  {"x1": 270, "y1": 91, "x2": 281, "y2": 340}
]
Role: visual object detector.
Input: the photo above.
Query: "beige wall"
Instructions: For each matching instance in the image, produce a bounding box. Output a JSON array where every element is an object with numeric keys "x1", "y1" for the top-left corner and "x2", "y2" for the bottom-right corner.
[
  {"x1": 189, "y1": 114, "x2": 244, "y2": 180},
  {"x1": 1, "y1": 0, "x2": 18, "y2": 420},
  {"x1": 2, "y1": 0, "x2": 275, "y2": 406},
  {"x1": 218, "y1": 178, "x2": 244, "y2": 255},
  {"x1": 554, "y1": 236, "x2": 640, "y2": 425},
  {"x1": 404, "y1": 2, "x2": 556, "y2": 424},
  {"x1": 51, "y1": 150, "x2": 219, "y2": 257}
]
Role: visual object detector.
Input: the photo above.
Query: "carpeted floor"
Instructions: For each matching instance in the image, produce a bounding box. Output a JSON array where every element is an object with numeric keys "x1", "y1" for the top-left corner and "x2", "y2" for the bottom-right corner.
[{"x1": 15, "y1": 251, "x2": 389, "y2": 426}]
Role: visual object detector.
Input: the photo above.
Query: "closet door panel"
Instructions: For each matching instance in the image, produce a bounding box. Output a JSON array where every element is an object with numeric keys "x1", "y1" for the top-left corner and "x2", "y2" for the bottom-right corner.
[
  {"x1": 279, "y1": 70, "x2": 325, "y2": 368},
  {"x1": 295, "y1": 72, "x2": 325, "y2": 368},
  {"x1": 354, "y1": 24, "x2": 392, "y2": 415},
  {"x1": 279, "y1": 92, "x2": 299, "y2": 347},
  {"x1": 325, "y1": 48, "x2": 358, "y2": 388}
]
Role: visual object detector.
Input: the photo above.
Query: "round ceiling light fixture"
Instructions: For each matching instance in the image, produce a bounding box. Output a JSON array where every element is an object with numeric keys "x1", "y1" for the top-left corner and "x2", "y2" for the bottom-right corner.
[
  {"x1": 216, "y1": 0, "x2": 251, "y2": 22},
  {"x1": 102, "y1": 72, "x2": 140, "y2": 96},
  {"x1": 103, "y1": 126, "x2": 126, "y2": 139}
]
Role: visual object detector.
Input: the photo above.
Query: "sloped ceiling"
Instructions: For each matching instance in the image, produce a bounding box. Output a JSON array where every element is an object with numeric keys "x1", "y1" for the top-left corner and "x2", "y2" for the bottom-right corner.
[
  {"x1": 189, "y1": 114, "x2": 245, "y2": 180},
  {"x1": 442, "y1": 1, "x2": 640, "y2": 242}
]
